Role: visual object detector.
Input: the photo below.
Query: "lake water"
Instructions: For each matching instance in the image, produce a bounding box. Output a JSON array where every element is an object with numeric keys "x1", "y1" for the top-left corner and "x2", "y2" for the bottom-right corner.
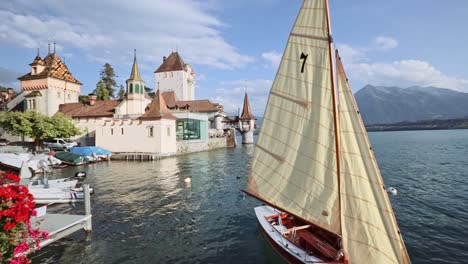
[{"x1": 32, "y1": 130, "x2": 468, "y2": 263}]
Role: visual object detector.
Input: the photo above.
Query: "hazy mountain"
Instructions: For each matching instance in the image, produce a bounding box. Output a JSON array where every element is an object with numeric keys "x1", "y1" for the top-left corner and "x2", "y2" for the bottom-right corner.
[{"x1": 355, "y1": 85, "x2": 468, "y2": 124}]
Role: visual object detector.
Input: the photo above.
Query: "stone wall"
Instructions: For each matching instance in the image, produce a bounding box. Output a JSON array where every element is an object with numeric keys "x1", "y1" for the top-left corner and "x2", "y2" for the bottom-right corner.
[{"x1": 176, "y1": 137, "x2": 226, "y2": 155}]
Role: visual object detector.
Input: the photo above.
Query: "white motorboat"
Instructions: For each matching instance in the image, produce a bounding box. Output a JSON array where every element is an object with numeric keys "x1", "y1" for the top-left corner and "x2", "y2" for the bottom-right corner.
[{"x1": 29, "y1": 187, "x2": 84, "y2": 204}]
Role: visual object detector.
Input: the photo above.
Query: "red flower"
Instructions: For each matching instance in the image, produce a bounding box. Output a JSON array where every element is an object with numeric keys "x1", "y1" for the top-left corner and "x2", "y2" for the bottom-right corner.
[
  {"x1": 3, "y1": 222, "x2": 16, "y2": 231},
  {"x1": 1, "y1": 172, "x2": 47, "y2": 263},
  {"x1": 13, "y1": 242, "x2": 29, "y2": 255}
]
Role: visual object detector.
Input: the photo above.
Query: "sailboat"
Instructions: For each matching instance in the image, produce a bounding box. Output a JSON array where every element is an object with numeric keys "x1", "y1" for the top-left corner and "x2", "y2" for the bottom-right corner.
[{"x1": 243, "y1": 0, "x2": 411, "y2": 263}]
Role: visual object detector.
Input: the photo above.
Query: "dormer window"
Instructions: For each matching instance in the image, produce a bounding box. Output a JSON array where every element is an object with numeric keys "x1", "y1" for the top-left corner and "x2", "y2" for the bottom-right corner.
[{"x1": 33, "y1": 67, "x2": 37, "y2": 74}]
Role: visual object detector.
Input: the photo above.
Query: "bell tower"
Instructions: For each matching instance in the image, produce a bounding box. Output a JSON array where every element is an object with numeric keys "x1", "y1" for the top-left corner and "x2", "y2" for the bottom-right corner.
[
  {"x1": 122, "y1": 49, "x2": 148, "y2": 116},
  {"x1": 126, "y1": 49, "x2": 145, "y2": 100}
]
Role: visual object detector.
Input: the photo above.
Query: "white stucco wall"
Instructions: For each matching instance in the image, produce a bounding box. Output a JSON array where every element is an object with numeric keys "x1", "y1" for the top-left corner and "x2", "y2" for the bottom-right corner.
[
  {"x1": 155, "y1": 67, "x2": 195, "y2": 101},
  {"x1": 21, "y1": 77, "x2": 80, "y2": 117},
  {"x1": 114, "y1": 97, "x2": 150, "y2": 117},
  {"x1": 72, "y1": 118, "x2": 107, "y2": 146},
  {"x1": 95, "y1": 119, "x2": 176, "y2": 154}
]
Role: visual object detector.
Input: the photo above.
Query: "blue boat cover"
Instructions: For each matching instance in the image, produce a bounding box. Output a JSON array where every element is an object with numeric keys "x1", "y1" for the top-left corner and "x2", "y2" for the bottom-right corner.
[{"x1": 70, "y1": 147, "x2": 112, "y2": 156}]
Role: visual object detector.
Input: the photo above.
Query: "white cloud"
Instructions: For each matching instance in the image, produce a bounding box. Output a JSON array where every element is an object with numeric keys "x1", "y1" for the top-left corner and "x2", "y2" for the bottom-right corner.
[
  {"x1": 0, "y1": 0, "x2": 253, "y2": 70},
  {"x1": 374, "y1": 36, "x2": 398, "y2": 51},
  {"x1": 335, "y1": 43, "x2": 366, "y2": 64},
  {"x1": 213, "y1": 79, "x2": 272, "y2": 115},
  {"x1": 337, "y1": 36, "x2": 468, "y2": 92},
  {"x1": 261, "y1": 50, "x2": 282, "y2": 68},
  {"x1": 348, "y1": 60, "x2": 468, "y2": 91}
]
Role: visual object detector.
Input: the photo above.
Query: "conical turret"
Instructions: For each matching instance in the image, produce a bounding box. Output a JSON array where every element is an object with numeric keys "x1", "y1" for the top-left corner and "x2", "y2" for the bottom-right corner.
[
  {"x1": 128, "y1": 49, "x2": 143, "y2": 81},
  {"x1": 240, "y1": 92, "x2": 255, "y2": 120},
  {"x1": 126, "y1": 49, "x2": 145, "y2": 99}
]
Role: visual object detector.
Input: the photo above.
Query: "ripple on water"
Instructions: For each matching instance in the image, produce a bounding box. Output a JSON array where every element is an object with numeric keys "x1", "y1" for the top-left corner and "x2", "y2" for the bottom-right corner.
[{"x1": 32, "y1": 132, "x2": 468, "y2": 263}]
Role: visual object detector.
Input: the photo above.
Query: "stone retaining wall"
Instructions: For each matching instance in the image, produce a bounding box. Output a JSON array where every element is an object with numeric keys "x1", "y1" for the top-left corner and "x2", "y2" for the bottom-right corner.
[{"x1": 176, "y1": 137, "x2": 226, "y2": 155}]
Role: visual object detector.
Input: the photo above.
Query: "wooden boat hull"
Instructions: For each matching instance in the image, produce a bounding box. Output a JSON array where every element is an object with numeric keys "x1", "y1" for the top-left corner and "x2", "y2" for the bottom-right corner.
[{"x1": 255, "y1": 206, "x2": 330, "y2": 264}]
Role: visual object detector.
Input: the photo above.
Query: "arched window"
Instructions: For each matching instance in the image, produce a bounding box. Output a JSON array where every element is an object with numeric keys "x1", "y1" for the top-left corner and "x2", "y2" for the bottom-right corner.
[
  {"x1": 129, "y1": 83, "x2": 133, "y2": 93},
  {"x1": 135, "y1": 84, "x2": 139, "y2": 94}
]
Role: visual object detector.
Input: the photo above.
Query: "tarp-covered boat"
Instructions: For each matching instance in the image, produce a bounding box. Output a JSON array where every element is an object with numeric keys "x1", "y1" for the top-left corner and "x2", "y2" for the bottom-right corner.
[
  {"x1": 70, "y1": 146, "x2": 112, "y2": 161},
  {"x1": 54, "y1": 151, "x2": 90, "y2": 165}
]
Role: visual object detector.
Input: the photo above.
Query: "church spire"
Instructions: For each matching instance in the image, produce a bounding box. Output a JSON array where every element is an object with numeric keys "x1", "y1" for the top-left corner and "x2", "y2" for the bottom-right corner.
[{"x1": 128, "y1": 49, "x2": 143, "y2": 81}]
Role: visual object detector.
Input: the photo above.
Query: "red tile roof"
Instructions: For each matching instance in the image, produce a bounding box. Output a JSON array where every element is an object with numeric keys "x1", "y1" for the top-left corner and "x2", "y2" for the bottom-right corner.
[
  {"x1": 162, "y1": 91, "x2": 222, "y2": 113},
  {"x1": 18, "y1": 53, "x2": 82, "y2": 84},
  {"x1": 154, "y1": 52, "x2": 186, "y2": 73},
  {"x1": 58, "y1": 100, "x2": 121, "y2": 118},
  {"x1": 24, "y1": 91, "x2": 42, "y2": 97},
  {"x1": 240, "y1": 93, "x2": 255, "y2": 120},
  {"x1": 140, "y1": 90, "x2": 177, "y2": 120},
  {"x1": 161, "y1": 91, "x2": 178, "y2": 106}
]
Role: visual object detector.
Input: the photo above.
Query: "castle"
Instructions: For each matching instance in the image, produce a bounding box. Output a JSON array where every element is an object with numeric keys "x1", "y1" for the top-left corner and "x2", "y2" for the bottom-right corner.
[{"x1": 1, "y1": 47, "x2": 257, "y2": 155}]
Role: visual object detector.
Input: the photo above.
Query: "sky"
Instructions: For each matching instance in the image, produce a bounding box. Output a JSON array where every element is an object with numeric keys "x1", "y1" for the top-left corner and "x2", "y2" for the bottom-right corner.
[{"x1": 1, "y1": 0, "x2": 468, "y2": 116}]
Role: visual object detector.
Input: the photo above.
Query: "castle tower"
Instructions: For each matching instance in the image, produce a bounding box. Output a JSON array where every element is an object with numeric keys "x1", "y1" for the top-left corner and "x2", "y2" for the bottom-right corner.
[
  {"x1": 17, "y1": 45, "x2": 81, "y2": 116},
  {"x1": 124, "y1": 50, "x2": 147, "y2": 115},
  {"x1": 154, "y1": 52, "x2": 195, "y2": 101},
  {"x1": 237, "y1": 92, "x2": 256, "y2": 144}
]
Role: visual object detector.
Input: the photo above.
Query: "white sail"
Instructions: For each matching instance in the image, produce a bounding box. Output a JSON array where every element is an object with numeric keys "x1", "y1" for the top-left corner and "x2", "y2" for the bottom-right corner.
[
  {"x1": 336, "y1": 51, "x2": 411, "y2": 263},
  {"x1": 245, "y1": 0, "x2": 340, "y2": 234}
]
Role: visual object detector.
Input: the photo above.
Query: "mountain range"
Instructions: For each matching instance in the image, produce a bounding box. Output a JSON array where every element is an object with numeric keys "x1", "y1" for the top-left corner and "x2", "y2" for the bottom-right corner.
[{"x1": 354, "y1": 85, "x2": 468, "y2": 124}]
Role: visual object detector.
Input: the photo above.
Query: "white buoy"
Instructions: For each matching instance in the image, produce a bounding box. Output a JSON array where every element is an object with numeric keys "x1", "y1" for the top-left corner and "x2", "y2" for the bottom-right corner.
[{"x1": 386, "y1": 187, "x2": 398, "y2": 196}]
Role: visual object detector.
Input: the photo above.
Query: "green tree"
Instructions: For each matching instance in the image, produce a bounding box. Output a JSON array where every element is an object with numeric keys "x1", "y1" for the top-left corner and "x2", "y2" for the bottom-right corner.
[
  {"x1": 0, "y1": 111, "x2": 33, "y2": 138},
  {"x1": 78, "y1": 95, "x2": 89, "y2": 104},
  {"x1": 0, "y1": 111, "x2": 81, "y2": 148},
  {"x1": 99, "y1": 63, "x2": 117, "y2": 98},
  {"x1": 117, "y1": 85, "x2": 126, "y2": 99},
  {"x1": 94, "y1": 80, "x2": 110, "y2": 101}
]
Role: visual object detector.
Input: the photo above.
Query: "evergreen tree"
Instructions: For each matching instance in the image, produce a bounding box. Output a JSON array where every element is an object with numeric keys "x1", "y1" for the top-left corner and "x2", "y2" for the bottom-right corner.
[
  {"x1": 78, "y1": 95, "x2": 89, "y2": 104},
  {"x1": 117, "y1": 85, "x2": 126, "y2": 99},
  {"x1": 94, "y1": 80, "x2": 110, "y2": 100},
  {"x1": 99, "y1": 63, "x2": 117, "y2": 98}
]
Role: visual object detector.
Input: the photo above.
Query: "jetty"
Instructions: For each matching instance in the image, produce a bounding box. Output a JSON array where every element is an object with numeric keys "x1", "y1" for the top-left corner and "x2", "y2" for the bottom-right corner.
[{"x1": 31, "y1": 184, "x2": 92, "y2": 249}]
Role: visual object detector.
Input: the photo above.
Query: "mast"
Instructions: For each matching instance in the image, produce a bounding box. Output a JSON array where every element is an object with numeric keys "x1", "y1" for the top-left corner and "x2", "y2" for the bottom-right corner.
[{"x1": 324, "y1": 0, "x2": 343, "y2": 237}]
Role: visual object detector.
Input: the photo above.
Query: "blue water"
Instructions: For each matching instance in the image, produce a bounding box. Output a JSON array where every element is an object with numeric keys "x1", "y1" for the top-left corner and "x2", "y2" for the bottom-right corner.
[{"x1": 31, "y1": 130, "x2": 468, "y2": 263}]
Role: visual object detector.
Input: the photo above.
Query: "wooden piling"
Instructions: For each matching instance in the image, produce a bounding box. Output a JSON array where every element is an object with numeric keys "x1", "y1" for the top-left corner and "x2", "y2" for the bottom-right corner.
[{"x1": 84, "y1": 184, "x2": 92, "y2": 233}]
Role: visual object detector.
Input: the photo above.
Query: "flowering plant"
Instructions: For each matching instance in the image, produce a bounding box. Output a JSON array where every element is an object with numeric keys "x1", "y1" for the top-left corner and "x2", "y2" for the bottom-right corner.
[{"x1": 1, "y1": 172, "x2": 48, "y2": 264}]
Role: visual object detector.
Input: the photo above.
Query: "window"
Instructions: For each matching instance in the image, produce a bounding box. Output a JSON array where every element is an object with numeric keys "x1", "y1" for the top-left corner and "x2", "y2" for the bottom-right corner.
[
  {"x1": 167, "y1": 127, "x2": 170, "y2": 137},
  {"x1": 32, "y1": 99, "x2": 36, "y2": 109},
  {"x1": 135, "y1": 84, "x2": 139, "y2": 94},
  {"x1": 121, "y1": 128, "x2": 124, "y2": 135},
  {"x1": 129, "y1": 83, "x2": 133, "y2": 93},
  {"x1": 111, "y1": 128, "x2": 114, "y2": 135},
  {"x1": 33, "y1": 67, "x2": 37, "y2": 74},
  {"x1": 148, "y1": 126, "x2": 154, "y2": 137},
  {"x1": 176, "y1": 119, "x2": 200, "y2": 140}
]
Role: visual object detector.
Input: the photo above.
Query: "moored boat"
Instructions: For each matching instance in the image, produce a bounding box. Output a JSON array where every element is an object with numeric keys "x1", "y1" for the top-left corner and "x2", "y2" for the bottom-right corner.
[
  {"x1": 243, "y1": 1, "x2": 411, "y2": 263},
  {"x1": 28, "y1": 187, "x2": 85, "y2": 204},
  {"x1": 70, "y1": 146, "x2": 112, "y2": 161},
  {"x1": 54, "y1": 151, "x2": 90, "y2": 165}
]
